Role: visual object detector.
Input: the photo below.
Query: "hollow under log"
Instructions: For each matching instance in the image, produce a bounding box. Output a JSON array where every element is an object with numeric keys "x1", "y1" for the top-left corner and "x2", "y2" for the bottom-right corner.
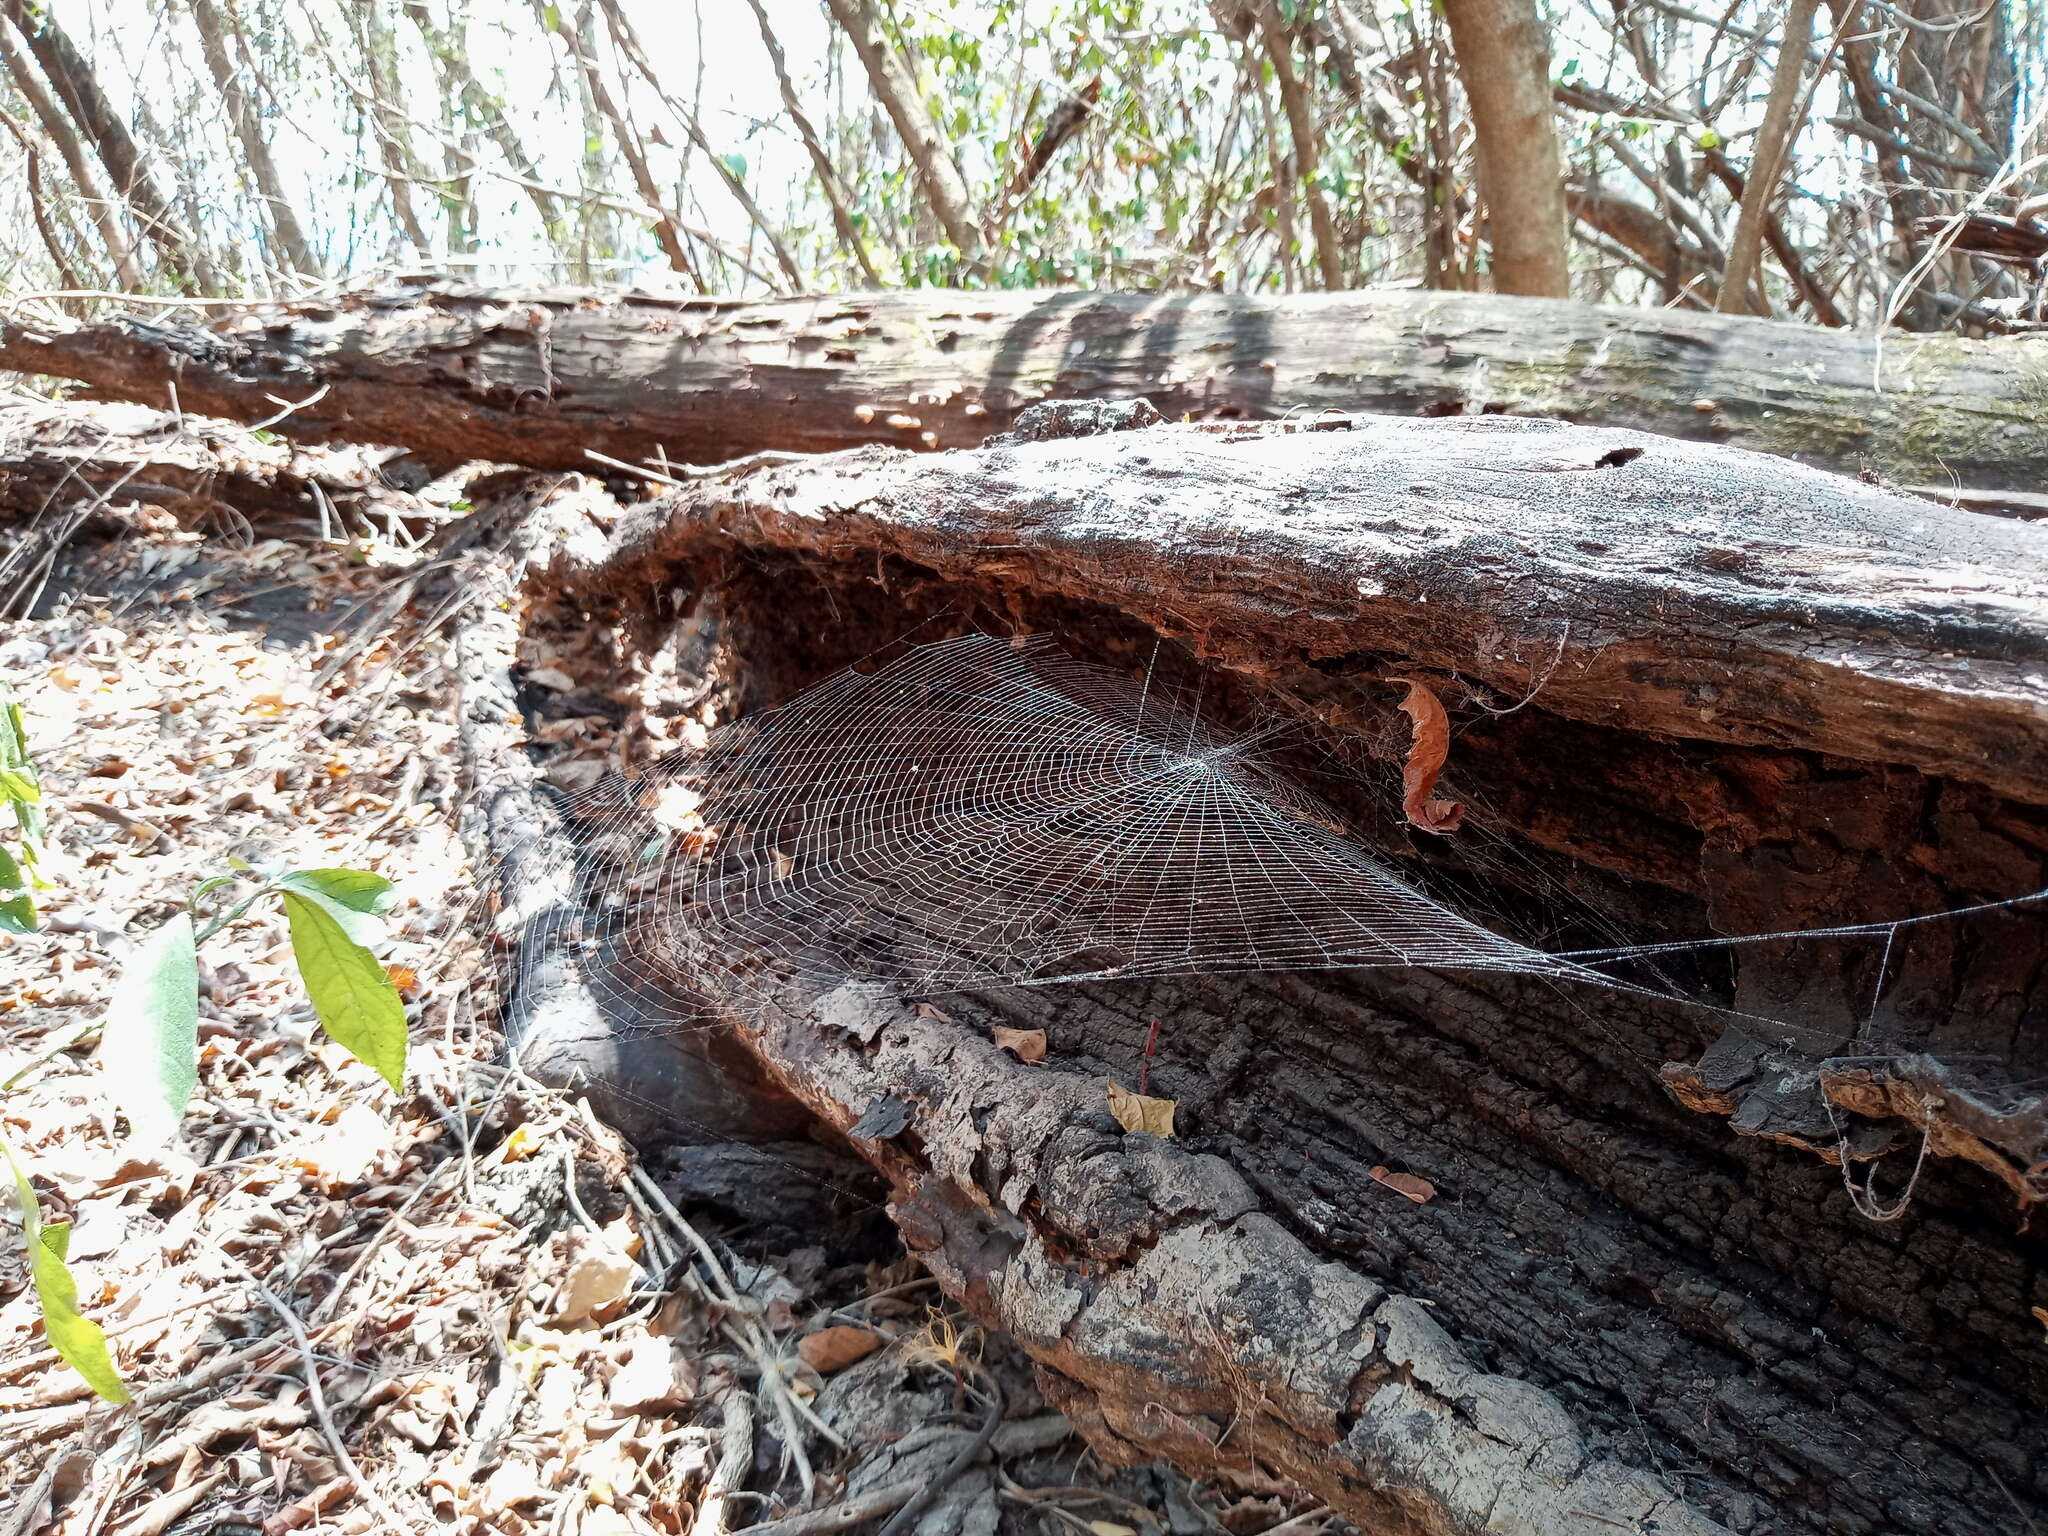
[{"x1": 494, "y1": 405, "x2": 2048, "y2": 1535}]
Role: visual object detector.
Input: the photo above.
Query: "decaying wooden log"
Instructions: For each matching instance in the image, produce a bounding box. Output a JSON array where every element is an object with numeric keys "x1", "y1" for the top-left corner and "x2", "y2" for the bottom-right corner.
[
  {"x1": 7, "y1": 280, "x2": 2048, "y2": 491},
  {"x1": 501, "y1": 406, "x2": 2047, "y2": 1534}
]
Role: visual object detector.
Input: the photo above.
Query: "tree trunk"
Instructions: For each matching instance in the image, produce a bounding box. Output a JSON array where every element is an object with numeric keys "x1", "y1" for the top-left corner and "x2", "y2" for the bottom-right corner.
[
  {"x1": 492, "y1": 405, "x2": 2048, "y2": 1535},
  {"x1": 1439, "y1": 0, "x2": 1571, "y2": 297},
  {"x1": 0, "y1": 19, "x2": 141, "y2": 289},
  {"x1": 6, "y1": 282, "x2": 2048, "y2": 494},
  {"x1": 0, "y1": 1, "x2": 195, "y2": 289},
  {"x1": 1718, "y1": 0, "x2": 1821, "y2": 317},
  {"x1": 822, "y1": 0, "x2": 984, "y2": 267},
  {"x1": 187, "y1": 0, "x2": 322, "y2": 282}
]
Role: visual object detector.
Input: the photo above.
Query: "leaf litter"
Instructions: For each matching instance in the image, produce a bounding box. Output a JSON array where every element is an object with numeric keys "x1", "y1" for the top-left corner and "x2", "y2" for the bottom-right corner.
[{"x1": 0, "y1": 401, "x2": 1335, "y2": 1536}]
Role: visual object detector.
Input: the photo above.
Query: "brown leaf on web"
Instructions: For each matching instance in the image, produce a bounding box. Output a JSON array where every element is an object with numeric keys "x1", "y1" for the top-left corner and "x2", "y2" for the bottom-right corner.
[
  {"x1": 1370, "y1": 1165, "x2": 1437, "y2": 1204},
  {"x1": 1393, "y1": 679, "x2": 1465, "y2": 835},
  {"x1": 1106, "y1": 1079, "x2": 1175, "y2": 1137},
  {"x1": 992, "y1": 1026, "x2": 1047, "y2": 1064}
]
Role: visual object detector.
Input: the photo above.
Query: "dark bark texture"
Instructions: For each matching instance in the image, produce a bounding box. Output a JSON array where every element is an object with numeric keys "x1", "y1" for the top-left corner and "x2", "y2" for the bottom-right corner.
[
  {"x1": 7, "y1": 281, "x2": 2048, "y2": 491},
  {"x1": 495, "y1": 407, "x2": 2048, "y2": 1535}
]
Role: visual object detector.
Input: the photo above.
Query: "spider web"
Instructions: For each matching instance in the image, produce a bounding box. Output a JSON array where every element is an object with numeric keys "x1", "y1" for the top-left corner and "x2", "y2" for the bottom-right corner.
[{"x1": 517, "y1": 633, "x2": 1617, "y2": 1039}]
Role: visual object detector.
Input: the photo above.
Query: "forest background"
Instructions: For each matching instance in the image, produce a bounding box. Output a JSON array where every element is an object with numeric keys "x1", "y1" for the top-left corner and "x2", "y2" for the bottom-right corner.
[{"x1": 0, "y1": 0, "x2": 2042, "y2": 335}]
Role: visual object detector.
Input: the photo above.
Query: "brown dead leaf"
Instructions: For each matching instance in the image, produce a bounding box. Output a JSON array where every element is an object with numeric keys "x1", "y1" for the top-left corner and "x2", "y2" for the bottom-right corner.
[
  {"x1": 915, "y1": 1002, "x2": 955, "y2": 1023},
  {"x1": 553, "y1": 1225, "x2": 639, "y2": 1325},
  {"x1": 1393, "y1": 679, "x2": 1464, "y2": 835},
  {"x1": 1370, "y1": 1165, "x2": 1437, "y2": 1204},
  {"x1": 1106, "y1": 1079, "x2": 1176, "y2": 1137},
  {"x1": 992, "y1": 1026, "x2": 1047, "y2": 1064},
  {"x1": 797, "y1": 1324, "x2": 884, "y2": 1374}
]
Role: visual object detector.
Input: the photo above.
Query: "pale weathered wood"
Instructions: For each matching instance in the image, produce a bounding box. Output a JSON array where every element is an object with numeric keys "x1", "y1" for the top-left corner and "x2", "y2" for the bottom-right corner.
[{"x1": 7, "y1": 280, "x2": 2048, "y2": 488}]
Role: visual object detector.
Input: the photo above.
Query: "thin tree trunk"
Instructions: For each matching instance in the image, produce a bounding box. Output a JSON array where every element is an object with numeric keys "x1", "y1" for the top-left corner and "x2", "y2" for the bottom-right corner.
[
  {"x1": 1438, "y1": 0, "x2": 1571, "y2": 297},
  {"x1": 822, "y1": 0, "x2": 983, "y2": 267},
  {"x1": 594, "y1": 0, "x2": 804, "y2": 291},
  {"x1": 548, "y1": 1, "x2": 702, "y2": 286},
  {"x1": 351, "y1": 0, "x2": 435, "y2": 257},
  {"x1": 746, "y1": 1, "x2": 878, "y2": 282},
  {"x1": 0, "y1": 1, "x2": 195, "y2": 289},
  {"x1": 0, "y1": 19, "x2": 139, "y2": 288},
  {"x1": 742, "y1": 0, "x2": 879, "y2": 285},
  {"x1": 187, "y1": 0, "x2": 321, "y2": 281},
  {"x1": 1252, "y1": 2, "x2": 1344, "y2": 289},
  {"x1": 400, "y1": 1, "x2": 563, "y2": 247},
  {"x1": 0, "y1": 106, "x2": 83, "y2": 291},
  {"x1": 1720, "y1": 0, "x2": 1823, "y2": 316}
]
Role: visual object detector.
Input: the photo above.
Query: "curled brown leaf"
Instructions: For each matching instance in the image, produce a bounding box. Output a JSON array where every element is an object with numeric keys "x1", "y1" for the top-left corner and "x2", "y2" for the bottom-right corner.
[{"x1": 1393, "y1": 679, "x2": 1464, "y2": 835}]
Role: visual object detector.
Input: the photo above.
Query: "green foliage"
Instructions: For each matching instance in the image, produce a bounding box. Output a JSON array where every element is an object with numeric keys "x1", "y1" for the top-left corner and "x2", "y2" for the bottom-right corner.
[
  {"x1": 0, "y1": 686, "x2": 47, "y2": 934},
  {"x1": 2, "y1": 1132, "x2": 128, "y2": 1404},
  {"x1": 8, "y1": 845, "x2": 407, "y2": 1402},
  {"x1": 279, "y1": 889, "x2": 408, "y2": 1094}
]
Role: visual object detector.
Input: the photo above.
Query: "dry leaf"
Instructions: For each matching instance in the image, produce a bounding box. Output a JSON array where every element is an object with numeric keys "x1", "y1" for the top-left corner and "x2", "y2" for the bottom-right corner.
[
  {"x1": 1370, "y1": 1165, "x2": 1437, "y2": 1204},
  {"x1": 992, "y1": 1026, "x2": 1047, "y2": 1064},
  {"x1": 1106, "y1": 1079, "x2": 1176, "y2": 1137},
  {"x1": 554, "y1": 1225, "x2": 639, "y2": 1325},
  {"x1": 797, "y1": 1324, "x2": 884, "y2": 1374},
  {"x1": 1393, "y1": 679, "x2": 1465, "y2": 835},
  {"x1": 608, "y1": 1333, "x2": 695, "y2": 1412},
  {"x1": 915, "y1": 1002, "x2": 955, "y2": 1023},
  {"x1": 1089, "y1": 1524, "x2": 1138, "y2": 1536},
  {"x1": 771, "y1": 848, "x2": 795, "y2": 880}
]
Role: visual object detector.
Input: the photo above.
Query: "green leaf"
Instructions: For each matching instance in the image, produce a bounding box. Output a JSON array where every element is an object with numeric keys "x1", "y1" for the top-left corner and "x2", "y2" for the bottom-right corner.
[
  {"x1": 1697, "y1": 128, "x2": 1722, "y2": 150},
  {"x1": 2, "y1": 1137, "x2": 128, "y2": 1404},
  {"x1": 280, "y1": 891, "x2": 407, "y2": 1093},
  {"x1": 276, "y1": 868, "x2": 395, "y2": 916},
  {"x1": 98, "y1": 914, "x2": 200, "y2": 1146},
  {"x1": 0, "y1": 843, "x2": 34, "y2": 933},
  {"x1": 0, "y1": 768, "x2": 39, "y2": 805}
]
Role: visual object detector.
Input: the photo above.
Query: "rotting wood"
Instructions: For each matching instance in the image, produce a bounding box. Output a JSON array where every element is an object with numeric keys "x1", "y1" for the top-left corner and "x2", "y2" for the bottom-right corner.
[
  {"x1": 7, "y1": 280, "x2": 2048, "y2": 490},
  {"x1": 498, "y1": 404, "x2": 2048, "y2": 1535}
]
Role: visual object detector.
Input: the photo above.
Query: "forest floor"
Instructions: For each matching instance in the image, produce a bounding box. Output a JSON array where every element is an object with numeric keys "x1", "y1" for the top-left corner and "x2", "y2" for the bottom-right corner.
[{"x1": 0, "y1": 400, "x2": 1303, "y2": 1536}]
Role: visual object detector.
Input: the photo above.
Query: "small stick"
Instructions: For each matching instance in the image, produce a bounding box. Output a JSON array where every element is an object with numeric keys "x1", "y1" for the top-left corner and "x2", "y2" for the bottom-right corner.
[{"x1": 1137, "y1": 1017, "x2": 1161, "y2": 1096}]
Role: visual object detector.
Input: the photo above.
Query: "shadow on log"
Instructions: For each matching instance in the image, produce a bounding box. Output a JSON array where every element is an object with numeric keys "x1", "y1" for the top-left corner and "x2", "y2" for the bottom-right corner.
[{"x1": 481, "y1": 404, "x2": 2047, "y2": 1535}]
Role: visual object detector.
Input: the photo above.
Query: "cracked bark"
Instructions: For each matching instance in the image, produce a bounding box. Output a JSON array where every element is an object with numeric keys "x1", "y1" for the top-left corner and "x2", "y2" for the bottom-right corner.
[{"x1": 488, "y1": 408, "x2": 2048, "y2": 1534}]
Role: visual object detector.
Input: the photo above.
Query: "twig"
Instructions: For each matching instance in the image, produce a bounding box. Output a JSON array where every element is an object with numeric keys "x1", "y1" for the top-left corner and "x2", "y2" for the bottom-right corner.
[
  {"x1": 689, "y1": 1377, "x2": 756, "y2": 1536},
  {"x1": 874, "y1": 1361, "x2": 1004, "y2": 1536},
  {"x1": 731, "y1": 1484, "x2": 924, "y2": 1536},
  {"x1": 221, "y1": 1253, "x2": 412, "y2": 1533}
]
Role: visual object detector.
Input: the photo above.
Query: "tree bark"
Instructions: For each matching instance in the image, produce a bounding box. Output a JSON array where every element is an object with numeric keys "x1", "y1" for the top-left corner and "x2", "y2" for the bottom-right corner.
[
  {"x1": 6, "y1": 282, "x2": 2048, "y2": 493},
  {"x1": 497, "y1": 407, "x2": 2048, "y2": 1535},
  {"x1": 1438, "y1": 0, "x2": 1572, "y2": 297},
  {"x1": 1718, "y1": 0, "x2": 1822, "y2": 317},
  {"x1": 822, "y1": 0, "x2": 984, "y2": 266}
]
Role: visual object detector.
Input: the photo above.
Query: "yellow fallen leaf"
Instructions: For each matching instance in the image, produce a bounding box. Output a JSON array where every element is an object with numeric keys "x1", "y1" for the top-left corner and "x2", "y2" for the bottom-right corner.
[
  {"x1": 797, "y1": 1324, "x2": 884, "y2": 1374},
  {"x1": 1090, "y1": 1524, "x2": 1138, "y2": 1536},
  {"x1": 501, "y1": 1123, "x2": 542, "y2": 1162},
  {"x1": 992, "y1": 1026, "x2": 1046, "y2": 1064},
  {"x1": 1106, "y1": 1079, "x2": 1174, "y2": 1137}
]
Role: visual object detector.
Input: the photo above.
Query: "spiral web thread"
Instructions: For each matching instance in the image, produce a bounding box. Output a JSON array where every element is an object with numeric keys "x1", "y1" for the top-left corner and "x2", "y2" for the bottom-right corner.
[{"x1": 516, "y1": 633, "x2": 1626, "y2": 1038}]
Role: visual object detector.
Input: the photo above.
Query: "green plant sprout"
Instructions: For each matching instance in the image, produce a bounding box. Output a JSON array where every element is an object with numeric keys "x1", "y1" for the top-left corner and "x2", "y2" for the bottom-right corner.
[
  {"x1": 8, "y1": 847, "x2": 409, "y2": 1402},
  {"x1": 0, "y1": 684, "x2": 49, "y2": 934}
]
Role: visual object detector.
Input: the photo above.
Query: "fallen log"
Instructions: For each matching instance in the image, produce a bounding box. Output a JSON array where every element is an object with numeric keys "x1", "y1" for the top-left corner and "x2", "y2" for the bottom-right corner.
[
  {"x1": 497, "y1": 405, "x2": 2048, "y2": 1534},
  {"x1": 6, "y1": 280, "x2": 2048, "y2": 491}
]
